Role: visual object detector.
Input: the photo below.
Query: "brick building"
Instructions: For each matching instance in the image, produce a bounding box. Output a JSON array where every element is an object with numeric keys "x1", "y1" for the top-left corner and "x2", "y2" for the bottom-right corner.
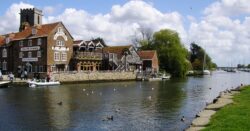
[
  {"x1": 0, "y1": 8, "x2": 73, "y2": 75},
  {"x1": 137, "y1": 50, "x2": 159, "y2": 73}
]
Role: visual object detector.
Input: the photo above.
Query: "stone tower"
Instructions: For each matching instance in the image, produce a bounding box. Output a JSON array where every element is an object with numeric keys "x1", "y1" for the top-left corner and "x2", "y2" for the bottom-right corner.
[{"x1": 19, "y1": 8, "x2": 43, "y2": 31}]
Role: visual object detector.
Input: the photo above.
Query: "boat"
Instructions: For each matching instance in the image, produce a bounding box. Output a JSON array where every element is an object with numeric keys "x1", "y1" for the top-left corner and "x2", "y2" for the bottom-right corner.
[
  {"x1": 161, "y1": 73, "x2": 171, "y2": 79},
  {"x1": 27, "y1": 80, "x2": 60, "y2": 87},
  {"x1": 202, "y1": 47, "x2": 210, "y2": 75},
  {"x1": 203, "y1": 70, "x2": 211, "y2": 75},
  {"x1": 0, "y1": 81, "x2": 10, "y2": 88}
]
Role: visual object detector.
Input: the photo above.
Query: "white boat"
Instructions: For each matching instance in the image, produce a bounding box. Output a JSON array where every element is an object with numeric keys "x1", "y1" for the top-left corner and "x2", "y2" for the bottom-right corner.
[
  {"x1": 203, "y1": 70, "x2": 211, "y2": 75},
  {"x1": 27, "y1": 80, "x2": 60, "y2": 87},
  {"x1": 161, "y1": 74, "x2": 171, "y2": 79}
]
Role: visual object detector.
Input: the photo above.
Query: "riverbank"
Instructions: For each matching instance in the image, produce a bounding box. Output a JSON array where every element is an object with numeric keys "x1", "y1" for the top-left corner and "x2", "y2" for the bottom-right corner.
[
  {"x1": 187, "y1": 85, "x2": 248, "y2": 131},
  {"x1": 0, "y1": 71, "x2": 138, "y2": 85}
]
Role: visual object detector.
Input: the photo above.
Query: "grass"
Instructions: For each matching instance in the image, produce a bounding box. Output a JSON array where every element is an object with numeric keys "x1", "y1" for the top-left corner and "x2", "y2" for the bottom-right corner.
[{"x1": 203, "y1": 86, "x2": 250, "y2": 131}]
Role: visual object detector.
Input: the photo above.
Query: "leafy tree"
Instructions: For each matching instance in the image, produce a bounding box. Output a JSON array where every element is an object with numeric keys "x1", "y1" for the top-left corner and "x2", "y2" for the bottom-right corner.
[
  {"x1": 138, "y1": 29, "x2": 190, "y2": 77},
  {"x1": 190, "y1": 42, "x2": 214, "y2": 70}
]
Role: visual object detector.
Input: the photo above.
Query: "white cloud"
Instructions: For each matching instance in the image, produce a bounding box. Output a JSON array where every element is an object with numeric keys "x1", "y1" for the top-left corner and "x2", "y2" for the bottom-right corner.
[
  {"x1": 45, "y1": 0, "x2": 187, "y2": 45},
  {"x1": 0, "y1": 2, "x2": 33, "y2": 33},
  {"x1": 188, "y1": 0, "x2": 250, "y2": 66}
]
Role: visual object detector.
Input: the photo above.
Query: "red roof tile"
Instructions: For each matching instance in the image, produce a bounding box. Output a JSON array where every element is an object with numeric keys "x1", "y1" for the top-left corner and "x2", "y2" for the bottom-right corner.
[
  {"x1": 0, "y1": 22, "x2": 60, "y2": 46},
  {"x1": 102, "y1": 45, "x2": 132, "y2": 59},
  {"x1": 137, "y1": 50, "x2": 157, "y2": 60}
]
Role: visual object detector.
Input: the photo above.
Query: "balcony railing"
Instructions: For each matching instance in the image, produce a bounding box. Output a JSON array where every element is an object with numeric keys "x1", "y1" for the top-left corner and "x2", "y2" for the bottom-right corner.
[{"x1": 74, "y1": 52, "x2": 103, "y2": 60}]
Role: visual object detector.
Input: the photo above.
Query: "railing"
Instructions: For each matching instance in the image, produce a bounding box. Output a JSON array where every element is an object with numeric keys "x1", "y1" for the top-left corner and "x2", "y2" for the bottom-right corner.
[{"x1": 74, "y1": 52, "x2": 103, "y2": 60}]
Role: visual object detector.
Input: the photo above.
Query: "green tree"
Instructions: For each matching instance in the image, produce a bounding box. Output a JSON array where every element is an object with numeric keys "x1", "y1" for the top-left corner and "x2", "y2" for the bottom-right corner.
[
  {"x1": 140, "y1": 29, "x2": 190, "y2": 77},
  {"x1": 190, "y1": 42, "x2": 215, "y2": 70}
]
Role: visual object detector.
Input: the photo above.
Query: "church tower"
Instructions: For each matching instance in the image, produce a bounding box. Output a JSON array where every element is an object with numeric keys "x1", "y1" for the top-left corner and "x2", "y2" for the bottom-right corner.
[{"x1": 19, "y1": 8, "x2": 43, "y2": 31}]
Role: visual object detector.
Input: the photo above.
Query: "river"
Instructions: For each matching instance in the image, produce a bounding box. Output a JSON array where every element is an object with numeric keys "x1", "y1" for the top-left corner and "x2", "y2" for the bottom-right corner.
[{"x1": 0, "y1": 71, "x2": 249, "y2": 131}]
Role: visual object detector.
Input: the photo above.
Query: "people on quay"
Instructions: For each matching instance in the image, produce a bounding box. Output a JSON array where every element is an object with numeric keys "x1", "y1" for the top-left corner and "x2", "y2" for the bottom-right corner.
[
  {"x1": 20, "y1": 70, "x2": 25, "y2": 80},
  {"x1": 46, "y1": 71, "x2": 51, "y2": 82},
  {"x1": 24, "y1": 70, "x2": 28, "y2": 80},
  {"x1": 8, "y1": 72, "x2": 15, "y2": 82},
  {"x1": 0, "y1": 70, "x2": 3, "y2": 81}
]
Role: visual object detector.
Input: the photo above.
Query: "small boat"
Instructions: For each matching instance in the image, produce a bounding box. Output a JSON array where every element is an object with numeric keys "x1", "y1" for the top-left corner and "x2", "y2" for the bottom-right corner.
[
  {"x1": 27, "y1": 80, "x2": 60, "y2": 87},
  {"x1": 162, "y1": 74, "x2": 171, "y2": 79},
  {"x1": 0, "y1": 81, "x2": 10, "y2": 88},
  {"x1": 203, "y1": 70, "x2": 211, "y2": 75}
]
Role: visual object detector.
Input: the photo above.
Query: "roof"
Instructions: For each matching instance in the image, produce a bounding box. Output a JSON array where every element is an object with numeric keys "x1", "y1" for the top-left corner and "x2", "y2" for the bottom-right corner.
[
  {"x1": 0, "y1": 22, "x2": 60, "y2": 45},
  {"x1": 73, "y1": 40, "x2": 83, "y2": 46},
  {"x1": 137, "y1": 50, "x2": 157, "y2": 60},
  {"x1": 102, "y1": 45, "x2": 133, "y2": 59}
]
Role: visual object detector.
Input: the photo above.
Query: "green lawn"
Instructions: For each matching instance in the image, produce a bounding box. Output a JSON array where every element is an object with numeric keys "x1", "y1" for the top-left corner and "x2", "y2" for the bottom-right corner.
[{"x1": 203, "y1": 86, "x2": 250, "y2": 131}]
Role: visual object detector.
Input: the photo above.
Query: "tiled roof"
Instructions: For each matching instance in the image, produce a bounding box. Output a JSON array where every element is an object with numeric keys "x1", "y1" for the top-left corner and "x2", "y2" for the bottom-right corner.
[
  {"x1": 0, "y1": 22, "x2": 60, "y2": 46},
  {"x1": 13, "y1": 22, "x2": 60, "y2": 40},
  {"x1": 73, "y1": 40, "x2": 83, "y2": 45},
  {"x1": 102, "y1": 45, "x2": 132, "y2": 59},
  {"x1": 137, "y1": 50, "x2": 157, "y2": 60}
]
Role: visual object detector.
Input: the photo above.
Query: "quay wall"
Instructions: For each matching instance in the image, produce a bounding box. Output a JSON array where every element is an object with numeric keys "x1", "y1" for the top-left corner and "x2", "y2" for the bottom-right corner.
[{"x1": 52, "y1": 71, "x2": 137, "y2": 83}]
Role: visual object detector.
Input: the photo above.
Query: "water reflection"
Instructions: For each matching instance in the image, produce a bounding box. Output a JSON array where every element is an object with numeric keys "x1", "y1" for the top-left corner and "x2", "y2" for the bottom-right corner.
[{"x1": 0, "y1": 72, "x2": 249, "y2": 130}]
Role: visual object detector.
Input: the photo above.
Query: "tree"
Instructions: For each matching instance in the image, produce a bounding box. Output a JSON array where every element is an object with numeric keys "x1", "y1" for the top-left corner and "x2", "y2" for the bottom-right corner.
[
  {"x1": 152, "y1": 29, "x2": 190, "y2": 77},
  {"x1": 131, "y1": 27, "x2": 153, "y2": 50},
  {"x1": 190, "y1": 42, "x2": 215, "y2": 70}
]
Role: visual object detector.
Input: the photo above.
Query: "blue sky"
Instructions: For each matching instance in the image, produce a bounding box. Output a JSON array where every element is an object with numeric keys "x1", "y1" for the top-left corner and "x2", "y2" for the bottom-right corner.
[{"x1": 0, "y1": 0, "x2": 250, "y2": 66}]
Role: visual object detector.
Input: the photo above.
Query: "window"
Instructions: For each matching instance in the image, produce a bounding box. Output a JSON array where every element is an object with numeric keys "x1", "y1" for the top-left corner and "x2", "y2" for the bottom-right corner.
[
  {"x1": 61, "y1": 52, "x2": 67, "y2": 61},
  {"x1": 37, "y1": 38, "x2": 42, "y2": 45},
  {"x1": 2, "y1": 61, "x2": 7, "y2": 70},
  {"x1": 2, "y1": 48, "x2": 7, "y2": 58},
  {"x1": 56, "y1": 40, "x2": 65, "y2": 46},
  {"x1": 19, "y1": 41, "x2": 23, "y2": 46},
  {"x1": 19, "y1": 52, "x2": 23, "y2": 58},
  {"x1": 37, "y1": 51, "x2": 41, "y2": 57},
  {"x1": 58, "y1": 27, "x2": 63, "y2": 32},
  {"x1": 28, "y1": 40, "x2": 32, "y2": 46},
  {"x1": 5, "y1": 37, "x2": 10, "y2": 44},
  {"x1": 39, "y1": 66, "x2": 44, "y2": 72},
  {"x1": 34, "y1": 66, "x2": 38, "y2": 73},
  {"x1": 28, "y1": 52, "x2": 32, "y2": 58},
  {"x1": 54, "y1": 52, "x2": 60, "y2": 61},
  {"x1": 32, "y1": 28, "x2": 37, "y2": 35}
]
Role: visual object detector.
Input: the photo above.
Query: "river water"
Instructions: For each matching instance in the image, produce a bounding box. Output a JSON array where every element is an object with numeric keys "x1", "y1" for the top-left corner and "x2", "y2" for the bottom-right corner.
[{"x1": 0, "y1": 71, "x2": 249, "y2": 131}]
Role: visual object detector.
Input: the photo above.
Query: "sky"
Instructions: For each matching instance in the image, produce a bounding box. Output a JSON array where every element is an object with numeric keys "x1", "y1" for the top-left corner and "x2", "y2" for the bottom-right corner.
[{"x1": 0, "y1": 0, "x2": 250, "y2": 67}]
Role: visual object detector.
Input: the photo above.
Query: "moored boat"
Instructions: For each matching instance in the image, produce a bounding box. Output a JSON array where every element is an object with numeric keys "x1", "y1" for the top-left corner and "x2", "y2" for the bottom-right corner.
[{"x1": 27, "y1": 80, "x2": 60, "y2": 87}]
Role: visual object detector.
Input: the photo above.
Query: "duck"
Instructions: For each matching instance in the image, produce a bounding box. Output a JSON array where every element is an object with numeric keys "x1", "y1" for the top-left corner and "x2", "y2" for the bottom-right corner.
[
  {"x1": 57, "y1": 101, "x2": 63, "y2": 105},
  {"x1": 181, "y1": 116, "x2": 185, "y2": 122}
]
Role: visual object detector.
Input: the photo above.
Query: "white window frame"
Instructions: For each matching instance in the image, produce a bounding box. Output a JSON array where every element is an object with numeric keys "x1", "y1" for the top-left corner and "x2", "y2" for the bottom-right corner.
[
  {"x1": 37, "y1": 51, "x2": 41, "y2": 57},
  {"x1": 56, "y1": 40, "x2": 65, "y2": 46},
  {"x1": 2, "y1": 61, "x2": 7, "y2": 70},
  {"x1": 54, "y1": 52, "x2": 60, "y2": 61},
  {"x1": 58, "y1": 27, "x2": 63, "y2": 32},
  {"x1": 28, "y1": 51, "x2": 32, "y2": 58},
  {"x1": 28, "y1": 40, "x2": 32, "y2": 46},
  {"x1": 2, "y1": 48, "x2": 7, "y2": 58},
  {"x1": 32, "y1": 28, "x2": 37, "y2": 35},
  {"x1": 19, "y1": 41, "x2": 23, "y2": 46},
  {"x1": 19, "y1": 52, "x2": 23, "y2": 58},
  {"x1": 61, "y1": 52, "x2": 67, "y2": 61},
  {"x1": 37, "y1": 38, "x2": 42, "y2": 45}
]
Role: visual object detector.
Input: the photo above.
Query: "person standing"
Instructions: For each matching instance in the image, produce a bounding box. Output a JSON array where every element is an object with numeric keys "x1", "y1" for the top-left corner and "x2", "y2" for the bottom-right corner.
[{"x1": 0, "y1": 70, "x2": 3, "y2": 81}]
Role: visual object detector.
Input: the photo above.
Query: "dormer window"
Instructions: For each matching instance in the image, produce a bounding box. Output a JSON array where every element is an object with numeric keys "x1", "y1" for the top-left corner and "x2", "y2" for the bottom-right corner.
[
  {"x1": 58, "y1": 27, "x2": 63, "y2": 32},
  {"x1": 28, "y1": 40, "x2": 32, "y2": 46},
  {"x1": 19, "y1": 41, "x2": 23, "y2": 46},
  {"x1": 32, "y1": 27, "x2": 37, "y2": 35},
  {"x1": 2, "y1": 48, "x2": 7, "y2": 58}
]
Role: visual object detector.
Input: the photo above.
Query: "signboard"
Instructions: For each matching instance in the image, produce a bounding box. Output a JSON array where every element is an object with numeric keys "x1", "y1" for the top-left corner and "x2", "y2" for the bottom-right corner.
[
  {"x1": 21, "y1": 46, "x2": 40, "y2": 51},
  {"x1": 22, "y1": 58, "x2": 38, "y2": 62}
]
